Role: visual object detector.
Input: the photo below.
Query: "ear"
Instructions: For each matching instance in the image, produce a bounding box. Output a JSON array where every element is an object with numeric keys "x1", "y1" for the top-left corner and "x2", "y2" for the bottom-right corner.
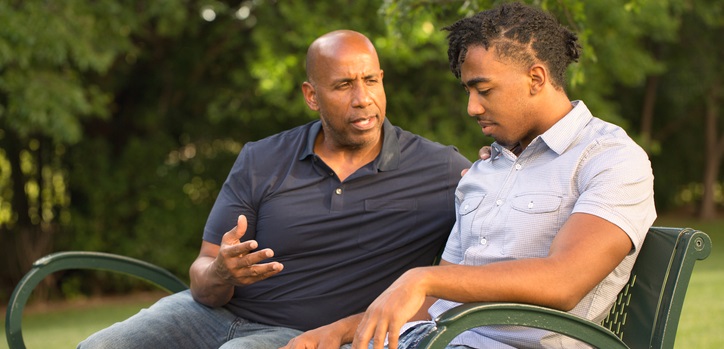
[
  {"x1": 528, "y1": 64, "x2": 547, "y2": 95},
  {"x1": 302, "y1": 81, "x2": 319, "y2": 111}
]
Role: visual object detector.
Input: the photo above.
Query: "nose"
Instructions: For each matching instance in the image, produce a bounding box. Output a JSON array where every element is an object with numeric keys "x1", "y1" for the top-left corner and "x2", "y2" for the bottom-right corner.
[
  {"x1": 467, "y1": 94, "x2": 485, "y2": 117},
  {"x1": 351, "y1": 84, "x2": 373, "y2": 108}
]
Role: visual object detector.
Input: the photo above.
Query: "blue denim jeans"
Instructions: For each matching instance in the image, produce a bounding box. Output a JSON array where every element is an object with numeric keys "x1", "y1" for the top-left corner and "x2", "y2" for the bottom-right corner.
[
  {"x1": 377, "y1": 322, "x2": 472, "y2": 349},
  {"x1": 77, "y1": 290, "x2": 303, "y2": 349}
]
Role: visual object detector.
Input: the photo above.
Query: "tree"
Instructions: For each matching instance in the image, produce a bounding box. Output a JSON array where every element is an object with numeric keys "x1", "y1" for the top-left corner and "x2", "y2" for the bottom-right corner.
[
  {"x1": 648, "y1": 0, "x2": 723, "y2": 219},
  {"x1": 0, "y1": 0, "x2": 139, "y2": 297},
  {"x1": 1, "y1": 0, "x2": 720, "y2": 302},
  {"x1": 0, "y1": 0, "x2": 476, "y2": 301}
]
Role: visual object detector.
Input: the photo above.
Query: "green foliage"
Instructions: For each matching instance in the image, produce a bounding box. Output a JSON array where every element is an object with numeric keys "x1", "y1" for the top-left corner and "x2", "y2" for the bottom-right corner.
[
  {"x1": 0, "y1": 1, "x2": 132, "y2": 143},
  {"x1": 376, "y1": 0, "x2": 675, "y2": 151},
  {"x1": 644, "y1": 0, "x2": 724, "y2": 212},
  {"x1": 0, "y1": 0, "x2": 721, "y2": 300}
]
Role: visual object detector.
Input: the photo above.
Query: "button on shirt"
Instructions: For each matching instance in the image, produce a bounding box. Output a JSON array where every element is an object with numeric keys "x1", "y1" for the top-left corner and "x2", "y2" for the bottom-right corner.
[{"x1": 428, "y1": 101, "x2": 657, "y2": 348}]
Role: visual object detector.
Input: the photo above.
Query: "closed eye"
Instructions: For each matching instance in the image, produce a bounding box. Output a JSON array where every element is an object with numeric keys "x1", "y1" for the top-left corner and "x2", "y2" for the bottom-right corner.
[{"x1": 335, "y1": 81, "x2": 351, "y2": 89}]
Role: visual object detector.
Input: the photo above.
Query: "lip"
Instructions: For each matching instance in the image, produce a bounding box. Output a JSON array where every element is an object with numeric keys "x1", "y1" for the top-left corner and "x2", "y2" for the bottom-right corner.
[
  {"x1": 350, "y1": 116, "x2": 378, "y2": 131},
  {"x1": 477, "y1": 120, "x2": 495, "y2": 134}
]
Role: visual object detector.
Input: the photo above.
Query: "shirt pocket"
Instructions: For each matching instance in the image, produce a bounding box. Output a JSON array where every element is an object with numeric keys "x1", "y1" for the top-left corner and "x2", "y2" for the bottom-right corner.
[
  {"x1": 357, "y1": 199, "x2": 418, "y2": 250},
  {"x1": 503, "y1": 192, "x2": 562, "y2": 258},
  {"x1": 458, "y1": 195, "x2": 485, "y2": 236}
]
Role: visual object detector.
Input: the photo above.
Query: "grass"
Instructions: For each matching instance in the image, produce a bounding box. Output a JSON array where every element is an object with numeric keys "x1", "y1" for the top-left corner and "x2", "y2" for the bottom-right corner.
[
  {"x1": 1, "y1": 217, "x2": 722, "y2": 349},
  {"x1": 1, "y1": 292, "x2": 164, "y2": 349}
]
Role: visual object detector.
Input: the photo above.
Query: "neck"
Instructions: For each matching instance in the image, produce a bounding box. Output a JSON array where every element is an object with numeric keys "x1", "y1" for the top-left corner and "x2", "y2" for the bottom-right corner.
[
  {"x1": 519, "y1": 90, "x2": 573, "y2": 152},
  {"x1": 314, "y1": 134, "x2": 382, "y2": 182}
]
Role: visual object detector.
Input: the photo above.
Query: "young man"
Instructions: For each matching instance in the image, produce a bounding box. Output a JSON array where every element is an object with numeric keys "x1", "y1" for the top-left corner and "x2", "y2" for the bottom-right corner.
[
  {"x1": 294, "y1": 3, "x2": 655, "y2": 349},
  {"x1": 78, "y1": 30, "x2": 471, "y2": 349}
]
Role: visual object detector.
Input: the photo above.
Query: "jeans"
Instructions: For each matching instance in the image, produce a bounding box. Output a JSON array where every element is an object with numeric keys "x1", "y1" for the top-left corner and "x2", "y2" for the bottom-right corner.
[
  {"x1": 377, "y1": 322, "x2": 472, "y2": 349},
  {"x1": 77, "y1": 290, "x2": 302, "y2": 349},
  {"x1": 353, "y1": 322, "x2": 471, "y2": 349},
  {"x1": 396, "y1": 322, "x2": 438, "y2": 349}
]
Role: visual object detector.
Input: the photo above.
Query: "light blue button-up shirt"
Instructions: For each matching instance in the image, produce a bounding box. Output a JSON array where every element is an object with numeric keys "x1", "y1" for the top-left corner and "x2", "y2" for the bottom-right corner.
[{"x1": 427, "y1": 100, "x2": 657, "y2": 348}]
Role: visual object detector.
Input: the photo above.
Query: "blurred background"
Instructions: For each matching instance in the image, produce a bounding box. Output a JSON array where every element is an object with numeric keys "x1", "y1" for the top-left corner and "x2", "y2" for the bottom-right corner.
[{"x1": 0, "y1": 0, "x2": 721, "y2": 310}]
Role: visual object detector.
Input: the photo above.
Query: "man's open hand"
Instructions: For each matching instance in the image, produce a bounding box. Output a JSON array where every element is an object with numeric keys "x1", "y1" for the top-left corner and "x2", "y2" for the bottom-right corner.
[{"x1": 214, "y1": 215, "x2": 284, "y2": 286}]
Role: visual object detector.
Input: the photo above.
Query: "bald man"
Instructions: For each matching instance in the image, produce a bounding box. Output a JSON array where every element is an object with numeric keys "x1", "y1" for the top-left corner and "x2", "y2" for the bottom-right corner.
[{"x1": 78, "y1": 30, "x2": 471, "y2": 349}]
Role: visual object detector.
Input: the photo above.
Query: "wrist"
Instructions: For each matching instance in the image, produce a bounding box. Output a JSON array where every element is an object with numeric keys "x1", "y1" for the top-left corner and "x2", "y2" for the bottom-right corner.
[
  {"x1": 194, "y1": 259, "x2": 234, "y2": 298},
  {"x1": 403, "y1": 266, "x2": 435, "y2": 296},
  {"x1": 210, "y1": 258, "x2": 230, "y2": 285}
]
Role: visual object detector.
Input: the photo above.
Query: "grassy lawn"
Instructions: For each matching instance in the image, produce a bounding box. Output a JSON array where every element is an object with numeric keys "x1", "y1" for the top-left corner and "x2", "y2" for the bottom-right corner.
[
  {"x1": 1, "y1": 292, "x2": 165, "y2": 348},
  {"x1": 1, "y1": 218, "x2": 722, "y2": 348}
]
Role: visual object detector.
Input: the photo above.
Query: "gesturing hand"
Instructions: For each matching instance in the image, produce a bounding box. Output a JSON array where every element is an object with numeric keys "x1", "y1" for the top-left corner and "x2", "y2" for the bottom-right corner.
[{"x1": 214, "y1": 215, "x2": 284, "y2": 286}]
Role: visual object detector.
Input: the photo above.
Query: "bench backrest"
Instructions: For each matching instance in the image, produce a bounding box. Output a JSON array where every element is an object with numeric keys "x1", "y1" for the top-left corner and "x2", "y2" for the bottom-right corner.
[
  {"x1": 5, "y1": 251, "x2": 188, "y2": 349},
  {"x1": 602, "y1": 227, "x2": 712, "y2": 349}
]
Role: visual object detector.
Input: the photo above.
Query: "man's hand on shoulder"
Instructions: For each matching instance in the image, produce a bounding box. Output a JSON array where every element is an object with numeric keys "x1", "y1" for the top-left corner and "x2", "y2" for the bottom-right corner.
[{"x1": 461, "y1": 145, "x2": 492, "y2": 177}]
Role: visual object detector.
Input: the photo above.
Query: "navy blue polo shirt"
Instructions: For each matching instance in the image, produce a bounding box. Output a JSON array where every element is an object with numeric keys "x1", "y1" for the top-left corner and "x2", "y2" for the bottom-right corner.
[{"x1": 203, "y1": 119, "x2": 471, "y2": 331}]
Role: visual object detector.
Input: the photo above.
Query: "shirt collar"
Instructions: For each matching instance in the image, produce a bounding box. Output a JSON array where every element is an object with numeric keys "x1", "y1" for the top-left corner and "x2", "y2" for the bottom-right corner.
[
  {"x1": 539, "y1": 100, "x2": 592, "y2": 155},
  {"x1": 299, "y1": 118, "x2": 400, "y2": 171},
  {"x1": 488, "y1": 100, "x2": 592, "y2": 159}
]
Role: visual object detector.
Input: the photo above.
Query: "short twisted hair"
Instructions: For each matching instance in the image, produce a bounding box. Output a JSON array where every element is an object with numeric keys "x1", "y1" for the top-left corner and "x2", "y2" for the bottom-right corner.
[{"x1": 443, "y1": 2, "x2": 581, "y2": 90}]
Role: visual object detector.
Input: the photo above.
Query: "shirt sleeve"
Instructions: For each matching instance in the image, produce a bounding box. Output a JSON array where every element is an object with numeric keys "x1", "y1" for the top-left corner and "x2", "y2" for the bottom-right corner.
[
  {"x1": 572, "y1": 138, "x2": 657, "y2": 252},
  {"x1": 202, "y1": 143, "x2": 258, "y2": 245}
]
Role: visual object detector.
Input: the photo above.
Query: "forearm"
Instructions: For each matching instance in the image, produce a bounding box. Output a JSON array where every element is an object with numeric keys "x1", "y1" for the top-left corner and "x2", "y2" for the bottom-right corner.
[
  {"x1": 414, "y1": 214, "x2": 633, "y2": 311},
  {"x1": 412, "y1": 260, "x2": 576, "y2": 310},
  {"x1": 189, "y1": 256, "x2": 235, "y2": 307}
]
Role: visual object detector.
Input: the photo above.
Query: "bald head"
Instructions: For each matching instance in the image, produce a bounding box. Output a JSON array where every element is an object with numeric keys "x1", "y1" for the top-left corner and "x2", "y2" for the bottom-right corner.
[{"x1": 305, "y1": 30, "x2": 380, "y2": 84}]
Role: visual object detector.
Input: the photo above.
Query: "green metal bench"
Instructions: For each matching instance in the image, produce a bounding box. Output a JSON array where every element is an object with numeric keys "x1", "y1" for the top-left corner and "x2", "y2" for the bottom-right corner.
[
  {"x1": 5, "y1": 252, "x2": 188, "y2": 349},
  {"x1": 419, "y1": 227, "x2": 712, "y2": 349},
  {"x1": 5, "y1": 227, "x2": 712, "y2": 349}
]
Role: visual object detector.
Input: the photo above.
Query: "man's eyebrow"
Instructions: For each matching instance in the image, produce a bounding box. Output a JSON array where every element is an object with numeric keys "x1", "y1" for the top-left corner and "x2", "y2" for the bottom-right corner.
[
  {"x1": 331, "y1": 73, "x2": 379, "y2": 85},
  {"x1": 463, "y1": 77, "x2": 491, "y2": 87},
  {"x1": 331, "y1": 77, "x2": 354, "y2": 85}
]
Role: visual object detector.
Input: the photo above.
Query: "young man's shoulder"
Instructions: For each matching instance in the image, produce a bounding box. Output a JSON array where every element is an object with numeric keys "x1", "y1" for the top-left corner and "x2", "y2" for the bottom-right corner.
[{"x1": 583, "y1": 117, "x2": 650, "y2": 161}]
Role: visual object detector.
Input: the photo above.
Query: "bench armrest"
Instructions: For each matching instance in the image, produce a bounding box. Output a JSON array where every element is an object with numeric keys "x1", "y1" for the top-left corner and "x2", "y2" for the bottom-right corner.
[{"x1": 418, "y1": 302, "x2": 629, "y2": 349}]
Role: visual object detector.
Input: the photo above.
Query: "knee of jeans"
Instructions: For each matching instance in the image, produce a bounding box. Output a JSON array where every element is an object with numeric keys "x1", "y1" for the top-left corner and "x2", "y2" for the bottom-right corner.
[
  {"x1": 219, "y1": 334, "x2": 299, "y2": 349},
  {"x1": 77, "y1": 334, "x2": 122, "y2": 349},
  {"x1": 77, "y1": 339, "x2": 96, "y2": 349},
  {"x1": 218, "y1": 339, "x2": 270, "y2": 349},
  {"x1": 77, "y1": 323, "x2": 150, "y2": 349}
]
